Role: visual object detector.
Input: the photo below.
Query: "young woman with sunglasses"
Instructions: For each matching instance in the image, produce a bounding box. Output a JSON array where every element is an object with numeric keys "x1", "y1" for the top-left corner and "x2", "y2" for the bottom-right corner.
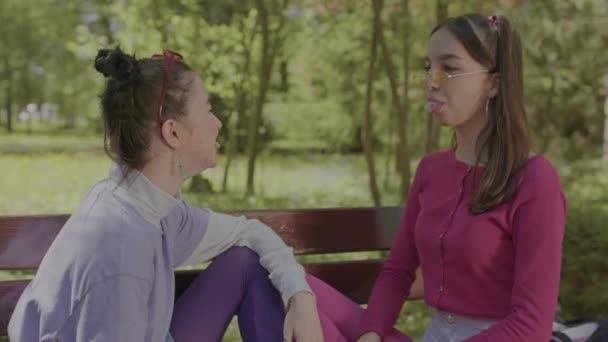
[
  {"x1": 299, "y1": 14, "x2": 567, "y2": 342},
  {"x1": 8, "y1": 48, "x2": 323, "y2": 342}
]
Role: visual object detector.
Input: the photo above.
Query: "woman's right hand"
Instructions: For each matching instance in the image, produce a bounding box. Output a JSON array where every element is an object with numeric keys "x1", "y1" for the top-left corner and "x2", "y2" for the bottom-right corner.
[{"x1": 357, "y1": 332, "x2": 382, "y2": 342}]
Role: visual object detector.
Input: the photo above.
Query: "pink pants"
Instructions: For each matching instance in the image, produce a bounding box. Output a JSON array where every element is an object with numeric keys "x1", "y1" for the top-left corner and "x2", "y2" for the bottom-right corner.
[{"x1": 307, "y1": 274, "x2": 413, "y2": 342}]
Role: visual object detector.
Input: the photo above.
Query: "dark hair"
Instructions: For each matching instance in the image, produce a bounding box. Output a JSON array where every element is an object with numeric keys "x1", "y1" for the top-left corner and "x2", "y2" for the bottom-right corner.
[
  {"x1": 432, "y1": 14, "x2": 531, "y2": 214},
  {"x1": 94, "y1": 46, "x2": 193, "y2": 171}
]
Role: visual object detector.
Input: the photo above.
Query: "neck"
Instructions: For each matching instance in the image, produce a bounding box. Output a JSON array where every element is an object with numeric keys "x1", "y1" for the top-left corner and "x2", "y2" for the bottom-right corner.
[
  {"x1": 139, "y1": 152, "x2": 183, "y2": 198},
  {"x1": 454, "y1": 112, "x2": 488, "y2": 165}
]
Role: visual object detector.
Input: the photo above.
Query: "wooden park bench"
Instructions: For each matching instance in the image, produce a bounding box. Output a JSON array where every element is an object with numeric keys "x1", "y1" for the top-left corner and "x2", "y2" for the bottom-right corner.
[{"x1": 0, "y1": 206, "x2": 424, "y2": 337}]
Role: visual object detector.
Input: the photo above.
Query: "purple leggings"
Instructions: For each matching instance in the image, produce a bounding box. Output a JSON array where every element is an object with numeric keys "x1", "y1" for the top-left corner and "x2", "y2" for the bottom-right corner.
[
  {"x1": 169, "y1": 247, "x2": 410, "y2": 342},
  {"x1": 170, "y1": 247, "x2": 285, "y2": 342}
]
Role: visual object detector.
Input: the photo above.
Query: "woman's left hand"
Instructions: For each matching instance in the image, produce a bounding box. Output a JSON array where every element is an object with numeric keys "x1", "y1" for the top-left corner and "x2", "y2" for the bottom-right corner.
[{"x1": 283, "y1": 291, "x2": 324, "y2": 342}]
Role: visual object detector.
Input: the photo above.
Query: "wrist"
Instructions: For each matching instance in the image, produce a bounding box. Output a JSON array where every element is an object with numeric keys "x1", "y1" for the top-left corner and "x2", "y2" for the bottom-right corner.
[{"x1": 288, "y1": 290, "x2": 315, "y2": 309}]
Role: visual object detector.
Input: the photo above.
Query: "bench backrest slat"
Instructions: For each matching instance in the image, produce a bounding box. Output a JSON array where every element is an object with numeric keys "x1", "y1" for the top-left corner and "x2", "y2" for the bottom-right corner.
[{"x1": 0, "y1": 207, "x2": 403, "y2": 269}]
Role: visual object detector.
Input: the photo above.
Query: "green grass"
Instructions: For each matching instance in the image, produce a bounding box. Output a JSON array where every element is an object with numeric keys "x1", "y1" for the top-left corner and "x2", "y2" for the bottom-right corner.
[
  {"x1": 0, "y1": 146, "x2": 429, "y2": 340},
  {"x1": 0, "y1": 152, "x2": 408, "y2": 215},
  {"x1": 0, "y1": 130, "x2": 102, "y2": 153}
]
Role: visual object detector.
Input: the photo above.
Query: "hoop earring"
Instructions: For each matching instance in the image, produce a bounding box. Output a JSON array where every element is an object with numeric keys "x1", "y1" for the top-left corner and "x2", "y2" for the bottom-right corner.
[{"x1": 485, "y1": 97, "x2": 490, "y2": 118}]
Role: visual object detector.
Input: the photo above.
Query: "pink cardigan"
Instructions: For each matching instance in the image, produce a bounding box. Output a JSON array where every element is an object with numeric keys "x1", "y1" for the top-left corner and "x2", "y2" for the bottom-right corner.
[{"x1": 360, "y1": 149, "x2": 567, "y2": 341}]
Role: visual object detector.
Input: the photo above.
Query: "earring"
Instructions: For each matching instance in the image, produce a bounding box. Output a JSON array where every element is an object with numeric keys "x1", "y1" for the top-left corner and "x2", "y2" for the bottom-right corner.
[
  {"x1": 177, "y1": 159, "x2": 186, "y2": 179},
  {"x1": 485, "y1": 97, "x2": 490, "y2": 118}
]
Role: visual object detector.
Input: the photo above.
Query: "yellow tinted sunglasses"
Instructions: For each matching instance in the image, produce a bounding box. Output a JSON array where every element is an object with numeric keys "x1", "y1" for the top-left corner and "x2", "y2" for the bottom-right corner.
[{"x1": 412, "y1": 69, "x2": 489, "y2": 86}]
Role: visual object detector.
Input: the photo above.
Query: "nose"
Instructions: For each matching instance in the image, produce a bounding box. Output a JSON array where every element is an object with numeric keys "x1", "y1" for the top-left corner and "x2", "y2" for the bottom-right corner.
[
  {"x1": 214, "y1": 113, "x2": 223, "y2": 129},
  {"x1": 425, "y1": 72, "x2": 440, "y2": 92}
]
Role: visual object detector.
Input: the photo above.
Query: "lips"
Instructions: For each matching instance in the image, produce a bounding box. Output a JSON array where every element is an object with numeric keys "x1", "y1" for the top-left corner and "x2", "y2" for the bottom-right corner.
[{"x1": 425, "y1": 96, "x2": 445, "y2": 113}]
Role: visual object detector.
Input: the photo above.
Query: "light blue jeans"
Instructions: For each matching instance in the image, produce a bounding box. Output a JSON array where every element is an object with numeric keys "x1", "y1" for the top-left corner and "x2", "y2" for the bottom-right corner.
[{"x1": 420, "y1": 310, "x2": 497, "y2": 342}]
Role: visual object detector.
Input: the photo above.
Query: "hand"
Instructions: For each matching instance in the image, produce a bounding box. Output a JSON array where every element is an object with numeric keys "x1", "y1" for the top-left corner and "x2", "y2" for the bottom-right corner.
[
  {"x1": 283, "y1": 291, "x2": 324, "y2": 342},
  {"x1": 357, "y1": 332, "x2": 382, "y2": 342}
]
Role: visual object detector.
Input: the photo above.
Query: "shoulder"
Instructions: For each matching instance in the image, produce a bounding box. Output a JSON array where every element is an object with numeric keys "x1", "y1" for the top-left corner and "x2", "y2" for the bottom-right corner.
[
  {"x1": 515, "y1": 155, "x2": 563, "y2": 198},
  {"x1": 61, "y1": 188, "x2": 158, "y2": 281},
  {"x1": 163, "y1": 201, "x2": 211, "y2": 232}
]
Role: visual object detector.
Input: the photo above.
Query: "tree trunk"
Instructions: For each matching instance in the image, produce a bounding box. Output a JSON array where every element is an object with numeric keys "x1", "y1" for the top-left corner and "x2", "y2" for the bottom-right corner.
[
  {"x1": 362, "y1": 0, "x2": 383, "y2": 207},
  {"x1": 425, "y1": 0, "x2": 448, "y2": 153},
  {"x1": 246, "y1": 0, "x2": 287, "y2": 194},
  {"x1": 378, "y1": 0, "x2": 412, "y2": 199},
  {"x1": 22, "y1": 61, "x2": 31, "y2": 134},
  {"x1": 4, "y1": 55, "x2": 12, "y2": 133},
  {"x1": 280, "y1": 58, "x2": 288, "y2": 93},
  {"x1": 603, "y1": 95, "x2": 608, "y2": 164},
  {"x1": 246, "y1": 0, "x2": 271, "y2": 195},
  {"x1": 399, "y1": 0, "x2": 412, "y2": 199},
  {"x1": 223, "y1": 17, "x2": 257, "y2": 193},
  {"x1": 384, "y1": 93, "x2": 397, "y2": 190},
  {"x1": 189, "y1": 9, "x2": 212, "y2": 193},
  {"x1": 222, "y1": 112, "x2": 238, "y2": 193}
]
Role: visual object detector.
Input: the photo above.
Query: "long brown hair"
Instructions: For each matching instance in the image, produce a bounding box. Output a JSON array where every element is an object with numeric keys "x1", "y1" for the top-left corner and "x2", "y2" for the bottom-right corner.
[{"x1": 432, "y1": 14, "x2": 531, "y2": 214}]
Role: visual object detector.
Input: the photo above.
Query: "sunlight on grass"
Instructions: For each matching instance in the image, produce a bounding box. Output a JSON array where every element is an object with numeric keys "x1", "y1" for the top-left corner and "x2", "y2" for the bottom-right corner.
[{"x1": 0, "y1": 152, "x2": 409, "y2": 214}]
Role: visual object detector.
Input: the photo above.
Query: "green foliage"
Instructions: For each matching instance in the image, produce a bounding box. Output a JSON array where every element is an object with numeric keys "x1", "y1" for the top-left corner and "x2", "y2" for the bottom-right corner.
[
  {"x1": 559, "y1": 160, "x2": 608, "y2": 319},
  {"x1": 266, "y1": 100, "x2": 354, "y2": 151},
  {"x1": 516, "y1": 0, "x2": 608, "y2": 158},
  {"x1": 560, "y1": 202, "x2": 608, "y2": 319},
  {"x1": 1, "y1": 0, "x2": 606, "y2": 161}
]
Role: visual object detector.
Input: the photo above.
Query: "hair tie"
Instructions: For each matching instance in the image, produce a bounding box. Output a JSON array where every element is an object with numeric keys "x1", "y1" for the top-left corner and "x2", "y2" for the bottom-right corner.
[{"x1": 488, "y1": 15, "x2": 499, "y2": 32}]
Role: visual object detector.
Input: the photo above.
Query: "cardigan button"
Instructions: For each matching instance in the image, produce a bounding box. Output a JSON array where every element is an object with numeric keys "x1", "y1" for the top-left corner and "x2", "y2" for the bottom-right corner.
[{"x1": 447, "y1": 313, "x2": 456, "y2": 324}]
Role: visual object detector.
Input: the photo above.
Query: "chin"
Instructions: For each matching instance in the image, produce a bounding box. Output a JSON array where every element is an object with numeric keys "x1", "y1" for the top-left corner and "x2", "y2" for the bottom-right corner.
[
  {"x1": 434, "y1": 111, "x2": 460, "y2": 129},
  {"x1": 432, "y1": 112, "x2": 450, "y2": 127}
]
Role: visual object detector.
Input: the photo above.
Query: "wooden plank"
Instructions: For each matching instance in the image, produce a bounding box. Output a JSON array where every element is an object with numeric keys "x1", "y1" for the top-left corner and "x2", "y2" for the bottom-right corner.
[
  {"x1": 232, "y1": 207, "x2": 402, "y2": 255},
  {"x1": 0, "y1": 215, "x2": 67, "y2": 270},
  {"x1": 0, "y1": 207, "x2": 403, "y2": 269},
  {"x1": 0, "y1": 280, "x2": 28, "y2": 336}
]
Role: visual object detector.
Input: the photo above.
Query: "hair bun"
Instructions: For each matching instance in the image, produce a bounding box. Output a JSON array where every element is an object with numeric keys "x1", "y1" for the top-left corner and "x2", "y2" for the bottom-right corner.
[{"x1": 94, "y1": 47, "x2": 137, "y2": 81}]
